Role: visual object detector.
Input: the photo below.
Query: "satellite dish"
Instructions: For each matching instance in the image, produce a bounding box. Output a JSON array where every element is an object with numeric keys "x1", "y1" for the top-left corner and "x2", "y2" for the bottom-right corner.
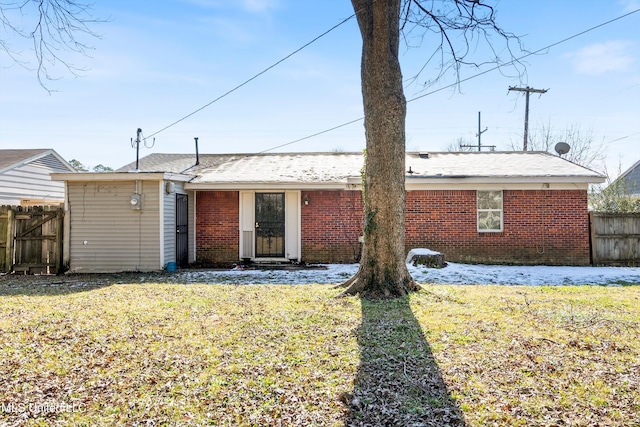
[{"x1": 555, "y1": 142, "x2": 570, "y2": 155}]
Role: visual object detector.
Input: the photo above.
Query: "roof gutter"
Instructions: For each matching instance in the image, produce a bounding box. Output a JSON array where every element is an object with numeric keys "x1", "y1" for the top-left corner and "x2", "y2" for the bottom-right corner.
[
  {"x1": 405, "y1": 175, "x2": 606, "y2": 185},
  {"x1": 51, "y1": 172, "x2": 194, "y2": 182}
]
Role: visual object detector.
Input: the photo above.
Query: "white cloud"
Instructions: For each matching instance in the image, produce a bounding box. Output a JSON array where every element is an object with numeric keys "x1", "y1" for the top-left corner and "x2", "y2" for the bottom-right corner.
[
  {"x1": 241, "y1": 0, "x2": 281, "y2": 13},
  {"x1": 566, "y1": 40, "x2": 636, "y2": 76},
  {"x1": 179, "y1": 0, "x2": 280, "y2": 13},
  {"x1": 619, "y1": 0, "x2": 640, "y2": 13}
]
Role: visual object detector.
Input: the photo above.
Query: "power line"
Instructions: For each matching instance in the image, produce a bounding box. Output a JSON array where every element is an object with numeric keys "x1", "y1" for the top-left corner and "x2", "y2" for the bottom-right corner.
[
  {"x1": 508, "y1": 86, "x2": 548, "y2": 151},
  {"x1": 407, "y1": 8, "x2": 640, "y2": 104},
  {"x1": 604, "y1": 132, "x2": 640, "y2": 145},
  {"x1": 256, "y1": 118, "x2": 364, "y2": 154},
  {"x1": 151, "y1": 6, "x2": 639, "y2": 155},
  {"x1": 145, "y1": 12, "x2": 358, "y2": 140},
  {"x1": 259, "y1": 7, "x2": 639, "y2": 154}
]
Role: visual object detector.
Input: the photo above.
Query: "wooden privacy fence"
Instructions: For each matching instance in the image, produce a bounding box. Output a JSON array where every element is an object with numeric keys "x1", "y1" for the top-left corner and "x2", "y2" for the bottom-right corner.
[
  {"x1": 590, "y1": 212, "x2": 640, "y2": 266},
  {"x1": 0, "y1": 205, "x2": 64, "y2": 274}
]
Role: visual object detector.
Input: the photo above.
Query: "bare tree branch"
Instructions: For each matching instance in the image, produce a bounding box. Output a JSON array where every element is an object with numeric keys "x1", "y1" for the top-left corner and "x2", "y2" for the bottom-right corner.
[
  {"x1": 0, "y1": 0, "x2": 103, "y2": 92},
  {"x1": 510, "y1": 119, "x2": 607, "y2": 171},
  {"x1": 401, "y1": 0, "x2": 528, "y2": 90}
]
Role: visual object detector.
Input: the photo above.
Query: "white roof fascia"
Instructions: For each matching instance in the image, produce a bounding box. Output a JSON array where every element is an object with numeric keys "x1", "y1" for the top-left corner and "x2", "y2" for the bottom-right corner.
[
  {"x1": 185, "y1": 181, "x2": 595, "y2": 192},
  {"x1": 405, "y1": 175, "x2": 605, "y2": 185},
  {"x1": 184, "y1": 175, "x2": 603, "y2": 191},
  {"x1": 185, "y1": 182, "x2": 352, "y2": 191},
  {"x1": 51, "y1": 172, "x2": 193, "y2": 182},
  {"x1": 405, "y1": 182, "x2": 591, "y2": 191}
]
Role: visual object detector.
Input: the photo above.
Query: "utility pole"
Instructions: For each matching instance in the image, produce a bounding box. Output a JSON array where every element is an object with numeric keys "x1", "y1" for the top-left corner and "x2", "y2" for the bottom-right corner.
[
  {"x1": 461, "y1": 111, "x2": 493, "y2": 151},
  {"x1": 129, "y1": 128, "x2": 154, "y2": 171},
  {"x1": 508, "y1": 86, "x2": 548, "y2": 151},
  {"x1": 476, "y1": 111, "x2": 488, "y2": 151},
  {"x1": 131, "y1": 128, "x2": 143, "y2": 171}
]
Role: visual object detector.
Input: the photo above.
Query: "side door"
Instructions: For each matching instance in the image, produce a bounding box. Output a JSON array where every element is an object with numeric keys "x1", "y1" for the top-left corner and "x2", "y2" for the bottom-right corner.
[{"x1": 176, "y1": 193, "x2": 188, "y2": 266}]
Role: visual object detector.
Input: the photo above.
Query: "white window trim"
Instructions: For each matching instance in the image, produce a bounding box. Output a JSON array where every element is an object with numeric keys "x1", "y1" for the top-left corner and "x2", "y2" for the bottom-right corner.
[{"x1": 477, "y1": 190, "x2": 503, "y2": 233}]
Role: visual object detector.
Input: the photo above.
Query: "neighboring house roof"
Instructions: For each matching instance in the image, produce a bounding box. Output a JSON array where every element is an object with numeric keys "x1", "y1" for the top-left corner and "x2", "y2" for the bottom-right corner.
[
  {"x1": 0, "y1": 148, "x2": 77, "y2": 205},
  {"x1": 616, "y1": 159, "x2": 640, "y2": 195},
  {"x1": 0, "y1": 149, "x2": 76, "y2": 174},
  {"x1": 114, "y1": 151, "x2": 605, "y2": 189}
]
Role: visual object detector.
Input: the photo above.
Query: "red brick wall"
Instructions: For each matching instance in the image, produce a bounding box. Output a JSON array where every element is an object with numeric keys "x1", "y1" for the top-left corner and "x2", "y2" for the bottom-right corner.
[
  {"x1": 195, "y1": 189, "x2": 591, "y2": 266},
  {"x1": 405, "y1": 190, "x2": 591, "y2": 265},
  {"x1": 301, "y1": 190, "x2": 364, "y2": 263},
  {"x1": 195, "y1": 191, "x2": 239, "y2": 266}
]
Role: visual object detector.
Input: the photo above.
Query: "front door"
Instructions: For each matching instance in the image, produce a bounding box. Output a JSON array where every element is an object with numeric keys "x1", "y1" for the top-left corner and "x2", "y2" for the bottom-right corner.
[
  {"x1": 255, "y1": 193, "x2": 285, "y2": 258},
  {"x1": 176, "y1": 193, "x2": 188, "y2": 266}
]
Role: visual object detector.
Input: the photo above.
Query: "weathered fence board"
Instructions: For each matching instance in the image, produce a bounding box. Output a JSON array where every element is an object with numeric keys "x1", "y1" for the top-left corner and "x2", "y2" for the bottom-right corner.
[
  {"x1": 590, "y1": 212, "x2": 640, "y2": 266},
  {"x1": 0, "y1": 205, "x2": 64, "y2": 274}
]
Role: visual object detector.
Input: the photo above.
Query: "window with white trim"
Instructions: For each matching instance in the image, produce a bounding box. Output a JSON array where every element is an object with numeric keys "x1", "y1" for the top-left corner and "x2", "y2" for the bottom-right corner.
[{"x1": 477, "y1": 190, "x2": 503, "y2": 232}]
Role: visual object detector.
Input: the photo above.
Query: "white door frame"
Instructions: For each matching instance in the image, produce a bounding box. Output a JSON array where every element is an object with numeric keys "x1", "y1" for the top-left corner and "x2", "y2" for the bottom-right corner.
[{"x1": 239, "y1": 190, "x2": 301, "y2": 261}]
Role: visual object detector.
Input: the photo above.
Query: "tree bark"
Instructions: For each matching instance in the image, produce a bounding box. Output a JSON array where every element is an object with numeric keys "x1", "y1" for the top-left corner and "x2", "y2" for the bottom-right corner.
[{"x1": 339, "y1": 0, "x2": 418, "y2": 297}]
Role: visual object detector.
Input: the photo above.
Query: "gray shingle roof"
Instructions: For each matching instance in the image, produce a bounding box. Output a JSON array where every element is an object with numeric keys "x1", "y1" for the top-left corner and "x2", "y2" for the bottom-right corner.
[
  {"x1": 617, "y1": 159, "x2": 640, "y2": 195},
  {"x1": 0, "y1": 149, "x2": 50, "y2": 171},
  {"x1": 404, "y1": 151, "x2": 603, "y2": 179},
  {"x1": 117, "y1": 151, "x2": 604, "y2": 185},
  {"x1": 116, "y1": 153, "x2": 203, "y2": 173}
]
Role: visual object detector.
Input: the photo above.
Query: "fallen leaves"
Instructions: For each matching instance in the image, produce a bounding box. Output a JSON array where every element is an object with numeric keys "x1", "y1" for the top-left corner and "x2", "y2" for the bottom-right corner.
[
  {"x1": 0, "y1": 277, "x2": 638, "y2": 426},
  {"x1": 415, "y1": 285, "x2": 640, "y2": 427}
]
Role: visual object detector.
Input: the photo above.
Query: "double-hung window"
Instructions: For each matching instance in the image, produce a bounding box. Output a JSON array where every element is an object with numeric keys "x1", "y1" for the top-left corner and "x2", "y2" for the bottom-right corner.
[{"x1": 477, "y1": 190, "x2": 503, "y2": 232}]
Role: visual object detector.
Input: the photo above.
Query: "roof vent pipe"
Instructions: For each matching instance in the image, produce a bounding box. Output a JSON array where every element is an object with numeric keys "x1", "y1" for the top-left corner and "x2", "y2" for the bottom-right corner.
[{"x1": 194, "y1": 137, "x2": 200, "y2": 166}]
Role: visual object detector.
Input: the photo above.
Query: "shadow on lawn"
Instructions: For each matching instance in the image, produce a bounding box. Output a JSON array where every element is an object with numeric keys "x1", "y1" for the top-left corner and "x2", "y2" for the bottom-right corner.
[
  {"x1": 0, "y1": 273, "x2": 118, "y2": 296},
  {"x1": 0, "y1": 269, "x2": 227, "y2": 296},
  {"x1": 344, "y1": 296, "x2": 466, "y2": 426}
]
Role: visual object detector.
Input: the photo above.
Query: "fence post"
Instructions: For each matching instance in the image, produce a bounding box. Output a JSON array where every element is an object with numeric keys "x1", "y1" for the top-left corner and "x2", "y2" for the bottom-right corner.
[
  {"x1": 5, "y1": 208, "x2": 14, "y2": 273},
  {"x1": 56, "y1": 210, "x2": 64, "y2": 273},
  {"x1": 589, "y1": 212, "x2": 596, "y2": 265}
]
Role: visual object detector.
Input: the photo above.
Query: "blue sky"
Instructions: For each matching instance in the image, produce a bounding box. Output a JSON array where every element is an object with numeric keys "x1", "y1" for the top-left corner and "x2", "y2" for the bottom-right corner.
[{"x1": 1, "y1": 0, "x2": 639, "y2": 178}]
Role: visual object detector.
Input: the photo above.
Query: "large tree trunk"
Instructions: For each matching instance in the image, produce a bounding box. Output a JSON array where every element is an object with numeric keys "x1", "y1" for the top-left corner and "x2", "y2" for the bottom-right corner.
[{"x1": 339, "y1": 0, "x2": 418, "y2": 297}]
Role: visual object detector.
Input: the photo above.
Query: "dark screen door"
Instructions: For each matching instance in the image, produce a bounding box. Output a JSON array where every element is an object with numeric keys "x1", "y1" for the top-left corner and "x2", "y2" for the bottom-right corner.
[
  {"x1": 176, "y1": 193, "x2": 188, "y2": 266},
  {"x1": 255, "y1": 193, "x2": 285, "y2": 258}
]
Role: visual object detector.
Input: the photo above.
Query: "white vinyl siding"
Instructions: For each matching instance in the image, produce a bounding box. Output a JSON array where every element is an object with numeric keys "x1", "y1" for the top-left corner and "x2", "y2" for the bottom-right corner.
[
  {"x1": 477, "y1": 190, "x2": 503, "y2": 232},
  {"x1": 0, "y1": 155, "x2": 68, "y2": 205},
  {"x1": 67, "y1": 180, "x2": 161, "y2": 272},
  {"x1": 162, "y1": 182, "x2": 176, "y2": 266}
]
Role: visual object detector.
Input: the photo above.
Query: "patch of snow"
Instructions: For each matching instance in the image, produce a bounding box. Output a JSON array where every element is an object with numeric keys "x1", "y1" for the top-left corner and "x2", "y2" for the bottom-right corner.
[
  {"x1": 171, "y1": 263, "x2": 639, "y2": 286},
  {"x1": 406, "y1": 248, "x2": 442, "y2": 264}
]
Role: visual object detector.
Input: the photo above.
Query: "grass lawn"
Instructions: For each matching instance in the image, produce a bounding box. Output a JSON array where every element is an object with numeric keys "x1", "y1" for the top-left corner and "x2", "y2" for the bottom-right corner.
[{"x1": 0, "y1": 278, "x2": 638, "y2": 426}]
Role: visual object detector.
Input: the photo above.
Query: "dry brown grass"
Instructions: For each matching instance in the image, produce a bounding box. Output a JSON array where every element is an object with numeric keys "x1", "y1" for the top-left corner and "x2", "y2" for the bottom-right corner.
[{"x1": 0, "y1": 276, "x2": 638, "y2": 426}]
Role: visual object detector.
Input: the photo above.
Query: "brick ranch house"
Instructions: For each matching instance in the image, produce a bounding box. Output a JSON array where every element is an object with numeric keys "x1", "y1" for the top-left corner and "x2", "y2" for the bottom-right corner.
[{"x1": 51, "y1": 151, "x2": 605, "y2": 273}]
